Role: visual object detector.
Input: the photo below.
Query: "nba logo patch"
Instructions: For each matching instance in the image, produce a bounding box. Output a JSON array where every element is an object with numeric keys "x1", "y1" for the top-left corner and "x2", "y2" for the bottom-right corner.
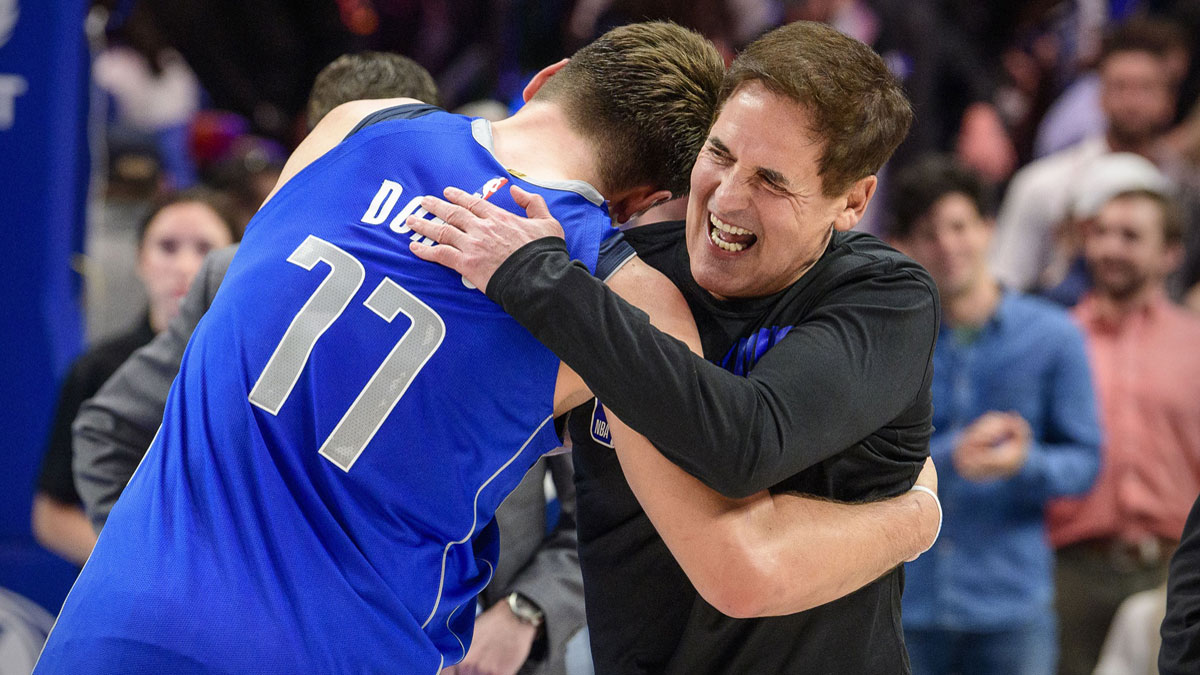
[{"x1": 589, "y1": 400, "x2": 614, "y2": 448}]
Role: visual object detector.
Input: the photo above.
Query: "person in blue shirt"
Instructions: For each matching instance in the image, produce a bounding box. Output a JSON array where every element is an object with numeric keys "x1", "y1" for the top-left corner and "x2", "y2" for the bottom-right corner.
[{"x1": 889, "y1": 156, "x2": 1102, "y2": 675}]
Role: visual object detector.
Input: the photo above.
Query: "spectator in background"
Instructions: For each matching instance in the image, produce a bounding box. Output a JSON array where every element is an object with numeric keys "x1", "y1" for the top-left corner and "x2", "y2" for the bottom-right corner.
[
  {"x1": 991, "y1": 19, "x2": 1187, "y2": 294},
  {"x1": 1048, "y1": 187, "x2": 1200, "y2": 675},
  {"x1": 1034, "y1": 18, "x2": 1191, "y2": 160},
  {"x1": 33, "y1": 187, "x2": 238, "y2": 567},
  {"x1": 306, "y1": 52, "x2": 439, "y2": 129},
  {"x1": 889, "y1": 156, "x2": 1101, "y2": 675},
  {"x1": 1039, "y1": 152, "x2": 1173, "y2": 308}
]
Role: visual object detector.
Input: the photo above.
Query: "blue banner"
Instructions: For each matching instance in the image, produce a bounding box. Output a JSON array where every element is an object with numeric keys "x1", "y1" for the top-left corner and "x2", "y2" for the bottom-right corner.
[{"x1": 0, "y1": 0, "x2": 91, "y2": 613}]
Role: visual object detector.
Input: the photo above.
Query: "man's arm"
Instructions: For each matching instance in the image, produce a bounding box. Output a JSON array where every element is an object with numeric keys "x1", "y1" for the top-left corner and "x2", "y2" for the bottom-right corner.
[
  {"x1": 73, "y1": 247, "x2": 235, "y2": 531},
  {"x1": 409, "y1": 189, "x2": 938, "y2": 498},
  {"x1": 550, "y1": 252, "x2": 940, "y2": 618},
  {"x1": 606, "y1": 408, "x2": 940, "y2": 618}
]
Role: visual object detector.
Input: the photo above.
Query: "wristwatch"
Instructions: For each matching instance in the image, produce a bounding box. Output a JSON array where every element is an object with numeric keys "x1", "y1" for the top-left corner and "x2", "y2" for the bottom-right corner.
[{"x1": 506, "y1": 592, "x2": 545, "y2": 630}]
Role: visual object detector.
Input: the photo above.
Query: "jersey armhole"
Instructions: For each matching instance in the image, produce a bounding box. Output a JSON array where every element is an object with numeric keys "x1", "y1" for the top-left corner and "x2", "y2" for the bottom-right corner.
[
  {"x1": 596, "y1": 230, "x2": 637, "y2": 282},
  {"x1": 343, "y1": 103, "x2": 444, "y2": 140}
]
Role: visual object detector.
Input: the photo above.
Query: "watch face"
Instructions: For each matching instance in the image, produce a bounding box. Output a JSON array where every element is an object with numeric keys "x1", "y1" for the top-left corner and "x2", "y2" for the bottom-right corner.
[{"x1": 508, "y1": 593, "x2": 545, "y2": 626}]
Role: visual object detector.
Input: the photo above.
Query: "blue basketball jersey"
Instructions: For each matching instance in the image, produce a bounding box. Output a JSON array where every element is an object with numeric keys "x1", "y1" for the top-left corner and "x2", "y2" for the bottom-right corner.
[{"x1": 37, "y1": 108, "x2": 614, "y2": 673}]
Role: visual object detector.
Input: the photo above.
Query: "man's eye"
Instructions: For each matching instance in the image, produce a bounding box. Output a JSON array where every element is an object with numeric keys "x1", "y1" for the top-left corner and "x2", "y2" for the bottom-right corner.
[{"x1": 708, "y1": 147, "x2": 732, "y2": 163}]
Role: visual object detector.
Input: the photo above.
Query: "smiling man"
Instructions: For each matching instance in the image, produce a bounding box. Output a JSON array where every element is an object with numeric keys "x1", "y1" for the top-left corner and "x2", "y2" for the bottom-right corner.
[{"x1": 410, "y1": 21, "x2": 940, "y2": 673}]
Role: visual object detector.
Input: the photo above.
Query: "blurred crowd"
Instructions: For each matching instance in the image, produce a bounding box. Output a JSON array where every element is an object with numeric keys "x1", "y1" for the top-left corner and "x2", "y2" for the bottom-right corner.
[{"x1": 23, "y1": 1, "x2": 1200, "y2": 674}]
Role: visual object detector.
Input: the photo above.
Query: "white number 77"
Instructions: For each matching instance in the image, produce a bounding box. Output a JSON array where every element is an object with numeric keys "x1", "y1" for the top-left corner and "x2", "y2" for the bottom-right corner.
[{"x1": 248, "y1": 235, "x2": 446, "y2": 471}]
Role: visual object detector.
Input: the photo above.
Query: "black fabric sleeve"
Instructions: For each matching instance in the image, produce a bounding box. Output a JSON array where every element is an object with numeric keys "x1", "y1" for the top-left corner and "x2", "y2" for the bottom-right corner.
[
  {"x1": 488, "y1": 238, "x2": 939, "y2": 499},
  {"x1": 37, "y1": 363, "x2": 92, "y2": 504},
  {"x1": 1161, "y1": 494, "x2": 1200, "y2": 675}
]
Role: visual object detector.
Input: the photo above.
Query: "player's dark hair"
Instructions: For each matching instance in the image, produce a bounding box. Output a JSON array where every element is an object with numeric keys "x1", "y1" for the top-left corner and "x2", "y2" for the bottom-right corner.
[
  {"x1": 531, "y1": 22, "x2": 724, "y2": 197},
  {"x1": 889, "y1": 155, "x2": 992, "y2": 239},
  {"x1": 306, "y1": 52, "x2": 440, "y2": 130}
]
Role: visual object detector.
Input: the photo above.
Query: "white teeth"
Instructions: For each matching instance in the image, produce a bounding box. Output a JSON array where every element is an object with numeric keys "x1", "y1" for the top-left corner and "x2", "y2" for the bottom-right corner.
[
  {"x1": 708, "y1": 213, "x2": 751, "y2": 252},
  {"x1": 709, "y1": 224, "x2": 747, "y2": 252},
  {"x1": 709, "y1": 213, "x2": 753, "y2": 236}
]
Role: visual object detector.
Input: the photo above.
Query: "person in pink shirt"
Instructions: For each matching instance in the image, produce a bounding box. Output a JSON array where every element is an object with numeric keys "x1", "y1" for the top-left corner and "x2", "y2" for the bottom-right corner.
[{"x1": 1048, "y1": 186, "x2": 1200, "y2": 675}]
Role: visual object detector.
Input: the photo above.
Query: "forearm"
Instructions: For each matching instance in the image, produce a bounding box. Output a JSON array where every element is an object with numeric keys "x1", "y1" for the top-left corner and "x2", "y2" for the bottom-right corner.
[
  {"x1": 491, "y1": 239, "x2": 936, "y2": 498},
  {"x1": 609, "y1": 412, "x2": 938, "y2": 618},
  {"x1": 31, "y1": 494, "x2": 98, "y2": 566}
]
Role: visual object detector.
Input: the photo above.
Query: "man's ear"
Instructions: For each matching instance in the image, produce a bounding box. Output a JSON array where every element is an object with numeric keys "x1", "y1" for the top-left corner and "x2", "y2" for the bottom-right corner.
[
  {"x1": 833, "y1": 175, "x2": 878, "y2": 231},
  {"x1": 523, "y1": 59, "x2": 570, "y2": 102},
  {"x1": 610, "y1": 188, "x2": 673, "y2": 224}
]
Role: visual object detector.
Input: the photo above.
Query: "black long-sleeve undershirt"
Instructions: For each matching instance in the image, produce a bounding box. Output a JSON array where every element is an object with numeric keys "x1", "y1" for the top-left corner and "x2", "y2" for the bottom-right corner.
[{"x1": 488, "y1": 231, "x2": 939, "y2": 499}]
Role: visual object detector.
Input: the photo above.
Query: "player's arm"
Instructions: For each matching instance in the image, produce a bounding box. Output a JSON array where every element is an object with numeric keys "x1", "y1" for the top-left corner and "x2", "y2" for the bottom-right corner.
[
  {"x1": 552, "y1": 254, "x2": 700, "y2": 415},
  {"x1": 409, "y1": 188, "x2": 939, "y2": 499},
  {"x1": 554, "y1": 252, "x2": 940, "y2": 617},
  {"x1": 608, "y1": 412, "x2": 940, "y2": 618},
  {"x1": 261, "y1": 97, "x2": 424, "y2": 208}
]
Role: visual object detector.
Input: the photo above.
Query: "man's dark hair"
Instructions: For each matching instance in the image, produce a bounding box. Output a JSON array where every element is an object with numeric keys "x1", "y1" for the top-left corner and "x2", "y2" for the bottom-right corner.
[
  {"x1": 306, "y1": 52, "x2": 439, "y2": 129},
  {"x1": 720, "y1": 21, "x2": 913, "y2": 197},
  {"x1": 889, "y1": 155, "x2": 991, "y2": 239},
  {"x1": 530, "y1": 21, "x2": 725, "y2": 197},
  {"x1": 1100, "y1": 18, "x2": 1188, "y2": 65}
]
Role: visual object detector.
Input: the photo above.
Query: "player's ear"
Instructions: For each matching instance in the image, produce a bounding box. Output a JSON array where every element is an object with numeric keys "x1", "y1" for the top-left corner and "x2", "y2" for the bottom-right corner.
[
  {"x1": 610, "y1": 188, "x2": 673, "y2": 224},
  {"x1": 523, "y1": 59, "x2": 570, "y2": 102}
]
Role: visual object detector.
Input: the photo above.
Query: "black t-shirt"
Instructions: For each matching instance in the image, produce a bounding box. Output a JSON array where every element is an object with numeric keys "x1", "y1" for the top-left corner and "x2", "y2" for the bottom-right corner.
[
  {"x1": 38, "y1": 316, "x2": 155, "y2": 505},
  {"x1": 489, "y1": 221, "x2": 939, "y2": 674}
]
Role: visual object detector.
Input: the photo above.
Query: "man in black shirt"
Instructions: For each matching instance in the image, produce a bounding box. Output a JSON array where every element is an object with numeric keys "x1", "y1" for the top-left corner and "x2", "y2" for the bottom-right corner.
[{"x1": 409, "y1": 22, "x2": 938, "y2": 673}]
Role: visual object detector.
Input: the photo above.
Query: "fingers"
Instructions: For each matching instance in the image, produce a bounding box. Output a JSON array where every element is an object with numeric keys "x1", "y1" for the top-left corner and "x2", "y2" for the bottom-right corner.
[
  {"x1": 444, "y1": 185, "x2": 506, "y2": 219},
  {"x1": 511, "y1": 185, "x2": 552, "y2": 219},
  {"x1": 409, "y1": 239, "x2": 465, "y2": 269},
  {"x1": 405, "y1": 212, "x2": 465, "y2": 248}
]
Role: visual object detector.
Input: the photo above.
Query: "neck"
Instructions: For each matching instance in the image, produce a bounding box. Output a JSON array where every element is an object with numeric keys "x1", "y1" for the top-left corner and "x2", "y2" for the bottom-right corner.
[
  {"x1": 489, "y1": 102, "x2": 606, "y2": 194},
  {"x1": 943, "y1": 274, "x2": 1002, "y2": 328},
  {"x1": 1091, "y1": 282, "x2": 1162, "y2": 323}
]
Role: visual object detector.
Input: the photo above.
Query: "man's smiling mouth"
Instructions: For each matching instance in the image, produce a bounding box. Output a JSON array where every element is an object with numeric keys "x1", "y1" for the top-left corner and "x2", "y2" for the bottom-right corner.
[{"x1": 708, "y1": 213, "x2": 758, "y2": 252}]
